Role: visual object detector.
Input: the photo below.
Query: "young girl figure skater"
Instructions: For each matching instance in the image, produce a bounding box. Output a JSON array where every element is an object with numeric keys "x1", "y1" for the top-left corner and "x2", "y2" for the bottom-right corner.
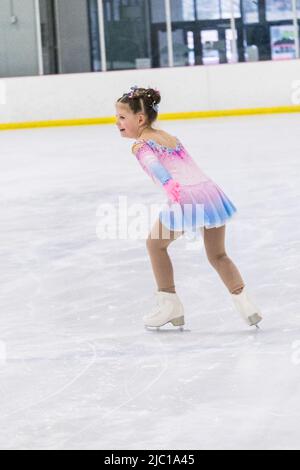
[{"x1": 116, "y1": 86, "x2": 263, "y2": 329}]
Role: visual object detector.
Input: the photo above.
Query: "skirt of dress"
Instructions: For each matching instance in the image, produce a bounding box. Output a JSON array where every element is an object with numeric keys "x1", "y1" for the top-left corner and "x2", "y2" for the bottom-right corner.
[{"x1": 159, "y1": 180, "x2": 237, "y2": 233}]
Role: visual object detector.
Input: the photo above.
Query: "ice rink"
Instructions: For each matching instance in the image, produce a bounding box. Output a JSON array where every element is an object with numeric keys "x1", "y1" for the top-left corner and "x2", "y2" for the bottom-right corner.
[{"x1": 1, "y1": 113, "x2": 300, "y2": 450}]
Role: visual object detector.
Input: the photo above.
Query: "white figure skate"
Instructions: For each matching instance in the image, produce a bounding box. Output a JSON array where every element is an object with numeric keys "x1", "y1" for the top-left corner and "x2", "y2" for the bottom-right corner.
[
  {"x1": 143, "y1": 291, "x2": 185, "y2": 329},
  {"x1": 231, "y1": 287, "x2": 263, "y2": 327}
]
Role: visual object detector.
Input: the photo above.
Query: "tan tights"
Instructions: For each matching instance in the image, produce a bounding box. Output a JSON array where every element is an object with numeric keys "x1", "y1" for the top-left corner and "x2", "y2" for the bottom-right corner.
[{"x1": 146, "y1": 219, "x2": 245, "y2": 295}]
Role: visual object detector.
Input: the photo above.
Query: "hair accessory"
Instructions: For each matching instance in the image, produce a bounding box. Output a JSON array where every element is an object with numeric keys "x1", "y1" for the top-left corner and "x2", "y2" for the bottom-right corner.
[
  {"x1": 127, "y1": 85, "x2": 159, "y2": 111},
  {"x1": 127, "y1": 85, "x2": 139, "y2": 98}
]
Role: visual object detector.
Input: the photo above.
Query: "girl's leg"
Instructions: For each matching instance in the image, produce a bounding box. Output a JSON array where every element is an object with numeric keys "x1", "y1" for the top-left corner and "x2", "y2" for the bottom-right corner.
[
  {"x1": 146, "y1": 219, "x2": 184, "y2": 294},
  {"x1": 203, "y1": 224, "x2": 245, "y2": 294}
]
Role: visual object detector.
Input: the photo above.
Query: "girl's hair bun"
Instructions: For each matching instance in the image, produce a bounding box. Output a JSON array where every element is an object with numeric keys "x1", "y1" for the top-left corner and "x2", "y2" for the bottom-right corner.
[
  {"x1": 117, "y1": 86, "x2": 161, "y2": 124},
  {"x1": 145, "y1": 88, "x2": 161, "y2": 105}
]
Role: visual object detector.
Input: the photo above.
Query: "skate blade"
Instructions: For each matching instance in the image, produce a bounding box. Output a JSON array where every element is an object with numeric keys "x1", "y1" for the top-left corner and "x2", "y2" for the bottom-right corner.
[{"x1": 248, "y1": 313, "x2": 263, "y2": 327}]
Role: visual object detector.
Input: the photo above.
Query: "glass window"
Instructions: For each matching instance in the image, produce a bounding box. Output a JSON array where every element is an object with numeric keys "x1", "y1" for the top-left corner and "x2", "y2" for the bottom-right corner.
[
  {"x1": 158, "y1": 30, "x2": 168, "y2": 67},
  {"x1": 225, "y1": 27, "x2": 238, "y2": 62},
  {"x1": 33, "y1": 0, "x2": 300, "y2": 76},
  {"x1": 103, "y1": 0, "x2": 160, "y2": 71},
  {"x1": 170, "y1": 0, "x2": 196, "y2": 21},
  {"x1": 151, "y1": 0, "x2": 166, "y2": 23},
  {"x1": 242, "y1": 0, "x2": 259, "y2": 23},
  {"x1": 187, "y1": 31, "x2": 196, "y2": 65},
  {"x1": 196, "y1": 0, "x2": 240, "y2": 20},
  {"x1": 39, "y1": 0, "x2": 58, "y2": 74},
  {"x1": 200, "y1": 27, "x2": 238, "y2": 65},
  {"x1": 159, "y1": 28, "x2": 194, "y2": 67},
  {"x1": 113, "y1": 0, "x2": 121, "y2": 20},
  {"x1": 88, "y1": 0, "x2": 101, "y2": 72},
  {"x1": 173, "y1": 29, "x2": 190, "y2": 65},
  {"x1": 220, "y1": 0, "x2": 241, "y2": 19},
  {"x1": 196, "y1": 0, "x2": 221, "y2": 20},
  {"x1": 201, "y1": 30, "x2": 220, "y2": 65},
  {"x1": 266, "y1": 0, "x2": 297, "y2": 21}
]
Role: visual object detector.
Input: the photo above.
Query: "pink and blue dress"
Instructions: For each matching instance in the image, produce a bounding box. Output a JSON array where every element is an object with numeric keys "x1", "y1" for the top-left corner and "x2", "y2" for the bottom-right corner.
[{"x1": 133, "y1": 136, "x2": 237, "y2": 233}]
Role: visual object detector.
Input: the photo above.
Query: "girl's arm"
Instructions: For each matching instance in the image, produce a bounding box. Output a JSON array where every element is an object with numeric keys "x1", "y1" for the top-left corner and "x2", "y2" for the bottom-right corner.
[{"x1": 132, "y1": 142, "x2": 181, "y2": 202}]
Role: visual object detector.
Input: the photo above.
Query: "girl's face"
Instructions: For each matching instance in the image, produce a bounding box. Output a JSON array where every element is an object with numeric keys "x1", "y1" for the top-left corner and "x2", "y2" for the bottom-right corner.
[{"x1": 115, "y1": 103, "x2": 148, "y2": 139}]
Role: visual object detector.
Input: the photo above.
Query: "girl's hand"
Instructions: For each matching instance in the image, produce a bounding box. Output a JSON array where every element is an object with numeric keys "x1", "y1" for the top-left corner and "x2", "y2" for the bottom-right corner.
[{"x1": 163, "y1": 179, "x2": 181, "y2": 203}]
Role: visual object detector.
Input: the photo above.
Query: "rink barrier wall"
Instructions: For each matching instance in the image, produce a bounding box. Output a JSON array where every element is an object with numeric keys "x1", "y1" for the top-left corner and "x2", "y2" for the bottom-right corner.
[
  {"x1": 0, "y1": 105, "x2": 300, "y2": 131},
  {"x1": 1, "y1": 59, "x2": 300, "y2": 131}
]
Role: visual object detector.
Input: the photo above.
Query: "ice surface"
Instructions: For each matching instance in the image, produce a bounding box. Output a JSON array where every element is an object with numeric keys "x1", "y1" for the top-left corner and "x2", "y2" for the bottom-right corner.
[{"x1": 0, "y1": 114, "x2": 300, "y2": 450}]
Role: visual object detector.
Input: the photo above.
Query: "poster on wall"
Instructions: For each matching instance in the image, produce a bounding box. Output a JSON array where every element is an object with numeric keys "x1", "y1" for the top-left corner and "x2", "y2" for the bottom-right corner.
[{"x1": 270, "y1": 25, "x2": 297, "y2": 60}]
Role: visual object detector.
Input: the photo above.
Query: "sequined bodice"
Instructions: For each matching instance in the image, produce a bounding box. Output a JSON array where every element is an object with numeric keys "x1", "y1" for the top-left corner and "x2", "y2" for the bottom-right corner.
[{"x1": 134, "y1": 137, "x2": 211, "y2": 186}]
